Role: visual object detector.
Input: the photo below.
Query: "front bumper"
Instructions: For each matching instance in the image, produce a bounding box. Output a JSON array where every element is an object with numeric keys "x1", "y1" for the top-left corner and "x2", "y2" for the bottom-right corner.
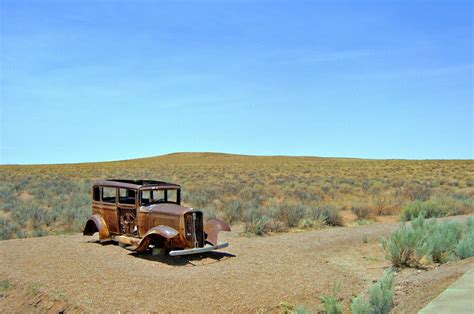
[{"x1": 169, "y1": 242, "x2": 229, "y2": 256}]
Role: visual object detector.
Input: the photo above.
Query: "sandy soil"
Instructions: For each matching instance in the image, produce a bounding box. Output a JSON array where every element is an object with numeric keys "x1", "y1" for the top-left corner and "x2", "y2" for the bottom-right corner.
[{"x1": 1, "y1": 216, "x2": 472, "y2": 313}]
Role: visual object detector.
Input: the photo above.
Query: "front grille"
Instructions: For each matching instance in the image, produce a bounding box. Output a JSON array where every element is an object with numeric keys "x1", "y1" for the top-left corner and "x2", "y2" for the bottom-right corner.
[{"x1": 185, "y1": 212, "x2": 204, "y2": 248}]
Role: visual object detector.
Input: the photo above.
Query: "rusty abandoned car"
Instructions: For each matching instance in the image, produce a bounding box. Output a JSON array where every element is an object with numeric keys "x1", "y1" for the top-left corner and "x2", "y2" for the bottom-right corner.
[{"x1": 83, "y1": 179, "x2": 230, "y2": 256}]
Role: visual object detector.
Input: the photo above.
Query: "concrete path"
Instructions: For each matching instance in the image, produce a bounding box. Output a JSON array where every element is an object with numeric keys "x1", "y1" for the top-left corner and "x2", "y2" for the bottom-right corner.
[{"x1": 419, "y1": 266, "x2": 474, "y2": 314}]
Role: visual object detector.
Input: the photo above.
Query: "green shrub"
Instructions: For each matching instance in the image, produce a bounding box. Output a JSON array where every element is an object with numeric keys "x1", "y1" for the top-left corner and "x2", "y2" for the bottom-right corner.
[
  {"x1": 408, "y1": 184, "x2": 432, "y2": 201},
  {"x1": 62, "y1": 206, "x2": 89, "y2": 232},
  {"x1": 0, "y1": 183, "x2": 18, "y2": 211},
  {"x1": 351, "y1": 294, "x2": 371, "y2": 314},
  {"x1": 427, "y1": 221, "x2": 463, "y2": 263},
  {"x1": 401, "y1": 200, "x2": 447, "y2": 221},
  {"x1": 362, "y1": 234, "x2": 368, "y2": 243},
  {"x1": 0, "y1": 279, "x2": 11, "y2": 290},
  {"x1": 465, "y1": 217, "x2": 473, "y2": 230},
  {"x1": 276, "y1": 202, "x2": 306, "y2": 228},
  {"x1": 324, "y1": 205, "x2": 343, "y2": 226},
  {"x1": 0, "y1": 225, "x2": 9, "y2": 240},
  {"x1": 320, "y1": 282, "x2": 342, "y2": 314},
  {"x1": 0, "y1": 217, "x2": 10, "y2": 240},
  {"x1": 381, "y1": 223, "x2": 423, "y2": 267},
  {"x1": 306, "y1": 204, "x2": 342, "y2": 226},
  {"x1": 242, "y1": 205, "x2": 273, "y2": 235},
  {"x1": 382, "y1": 215, "x2": 472, "y2": 267},
  {"x1": 202, "y1": 206, "x2": 219, "y2": 220},
  {"x1": 401, "y1": 195, "x2": 473, "y2": 221},
  {"x1": 294, "y1": 304, "x2": 312, "y2": 314},
  {"x1": 456, "y1": 236, "x2": 474, "y2": 259},
  {"x1": 320, "y1": 295, "x2": 342, "y2": 314},
  {"x1": 186, "y1": 187, "x2": 218, "y2": 208},
  {"x1": 254, "y1": 215, "x2": 272, "y2": 235},
  {"x1": 222, "y1": 199, "x2": 243, "y2": 224},
  {"x1": 369, "y1": 269, "x2": 395, "y2": 314},
  {"x1": 305, "y1": 204, "x2": 326, "y2": 221},
  {"x1": 243, "y1": 215, "x2": 272, "y2": 236},
  {"x1": 9, "y1": 223, "x2": 26, "y2": 238},
  {"x1": 31, "y1": 228, "x2": 48, "y2": 237},
  {"x1": 456, "y1": 218, "x2": 474, "y2": 259},
  {"x1": 305, "y1": 203, "x2": 342, "y2": 226},
  {"x1": 30, "y1": 207, "x2": 54, "y2": 229},
  {"x1": 351, "y1": 269, "x2": 395, "y2": 314},
  {"x1": 298, "y1": 217, "x2": 323, "y2": 229},
  {"x1": 11, "y1": 202, "x2": 34, "y2": 227},
  {"x1": 277, "y1": 301, "x2": 312, "y2": 314},
  {"x1": 356, "y1": 219, "x2": 374, "y2": 226}
]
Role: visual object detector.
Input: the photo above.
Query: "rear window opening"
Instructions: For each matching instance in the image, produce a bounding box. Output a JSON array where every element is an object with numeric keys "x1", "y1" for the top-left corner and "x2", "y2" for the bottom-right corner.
[{"x1": 102, "y1": 187, "x2": 116, "y2": 203}]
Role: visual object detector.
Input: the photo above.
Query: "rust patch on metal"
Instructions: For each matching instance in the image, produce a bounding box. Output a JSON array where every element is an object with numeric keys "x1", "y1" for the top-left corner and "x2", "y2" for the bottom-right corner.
[
  {"x1": 83, "y1": 214, "x2": 110, "y2": 240},
  {"x1": 204, "y1": 219, "x2": 231, "y2": 246}
]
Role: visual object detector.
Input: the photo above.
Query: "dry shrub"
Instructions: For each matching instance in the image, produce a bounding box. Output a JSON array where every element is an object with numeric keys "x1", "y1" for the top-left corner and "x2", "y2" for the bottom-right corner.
[{"x1": 351, "y1": 204, "x2": 371, "y2": 220}]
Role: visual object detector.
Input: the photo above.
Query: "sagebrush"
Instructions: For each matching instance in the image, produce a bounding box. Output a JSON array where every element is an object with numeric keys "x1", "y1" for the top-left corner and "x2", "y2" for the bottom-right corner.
[
  {"x1": 381, "y1": 215, "x2": 474, "y2": 267},
  {"x1": 351, "y1": 269, "x2": 395, "y2": 314}
]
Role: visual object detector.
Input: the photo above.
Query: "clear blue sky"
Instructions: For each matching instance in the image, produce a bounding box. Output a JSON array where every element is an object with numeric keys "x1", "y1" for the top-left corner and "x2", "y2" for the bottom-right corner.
[{"x1": 1, "y1": 0, "x2": 472, "y2": 164}]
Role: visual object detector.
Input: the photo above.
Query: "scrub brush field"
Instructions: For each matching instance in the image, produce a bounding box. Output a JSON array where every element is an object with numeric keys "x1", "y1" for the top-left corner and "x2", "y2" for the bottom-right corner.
[{"x1": 0, "y1": 153, "x2": 473, "y2": 239}]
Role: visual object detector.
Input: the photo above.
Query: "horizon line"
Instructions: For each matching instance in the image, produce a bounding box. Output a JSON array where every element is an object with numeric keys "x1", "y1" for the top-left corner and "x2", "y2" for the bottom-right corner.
[{"x1": 1, "y1": 151, "x2": 473, "y2": 166}]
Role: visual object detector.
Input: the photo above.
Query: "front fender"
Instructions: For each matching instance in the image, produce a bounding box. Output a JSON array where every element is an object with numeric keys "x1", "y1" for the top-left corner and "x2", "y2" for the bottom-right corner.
[
  {"x1": 204, "y1": 219, "x2": 231, "y2": 246},
  {"x1": 83, "y1": 214, "x2": 110, "y2": 240},
  {"x1": 135, "y1": 225, "x2": 179, "y2": 252}
]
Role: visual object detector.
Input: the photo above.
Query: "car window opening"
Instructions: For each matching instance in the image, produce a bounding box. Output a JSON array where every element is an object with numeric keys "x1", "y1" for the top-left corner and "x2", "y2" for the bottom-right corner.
[
  {"x1": 141, "y1": 189, "x2": 179, "y2": 206},
  {"x1": 119, "y1": 188, "x2": 136, "y2": 205}
]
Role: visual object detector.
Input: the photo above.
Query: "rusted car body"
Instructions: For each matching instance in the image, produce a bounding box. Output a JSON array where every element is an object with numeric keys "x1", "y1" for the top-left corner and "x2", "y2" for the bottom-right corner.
[{"x1": 83, "y1": 179, "x2": 230, "y2": 256}]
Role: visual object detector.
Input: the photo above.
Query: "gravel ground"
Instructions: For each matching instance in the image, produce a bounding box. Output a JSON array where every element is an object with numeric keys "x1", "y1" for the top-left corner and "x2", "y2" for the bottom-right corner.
[{"x1": 1, "y1": 215, "x2": 472, "y2": 313}]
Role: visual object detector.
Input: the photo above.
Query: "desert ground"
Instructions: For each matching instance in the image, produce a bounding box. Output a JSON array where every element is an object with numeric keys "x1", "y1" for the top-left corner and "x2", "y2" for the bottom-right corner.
[{"x1": 1, "y1": 215, "x2": 472, "y2": 313}]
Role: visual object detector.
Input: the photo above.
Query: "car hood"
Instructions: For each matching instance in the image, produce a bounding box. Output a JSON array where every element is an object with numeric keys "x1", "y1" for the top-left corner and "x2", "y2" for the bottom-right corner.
[{"x1": 139, "y1": 203, "x2": 194, "y2": 216}]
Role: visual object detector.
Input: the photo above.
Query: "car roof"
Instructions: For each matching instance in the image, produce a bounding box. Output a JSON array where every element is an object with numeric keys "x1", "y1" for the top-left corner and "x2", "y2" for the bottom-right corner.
[{"x1": 94, "y1": 179, "x2": 181, "y2": 190}]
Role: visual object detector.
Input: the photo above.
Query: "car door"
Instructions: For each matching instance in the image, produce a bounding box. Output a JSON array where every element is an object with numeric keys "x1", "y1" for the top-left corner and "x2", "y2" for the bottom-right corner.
[{"x1": 100, "y1": 186, "x2": 120, "y2": 234}]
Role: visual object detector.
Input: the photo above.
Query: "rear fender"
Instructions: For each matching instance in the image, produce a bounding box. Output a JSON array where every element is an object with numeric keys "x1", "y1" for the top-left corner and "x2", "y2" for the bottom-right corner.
[
  {"x1": 204, "y1": 219, "x2": 231, "y2": 246},
  {"x1": 83, "y1": 214, "x2": 110, "y2": 240},
  {"x1": 135, "y1": 225, "x2": 179, "y2": 252}
]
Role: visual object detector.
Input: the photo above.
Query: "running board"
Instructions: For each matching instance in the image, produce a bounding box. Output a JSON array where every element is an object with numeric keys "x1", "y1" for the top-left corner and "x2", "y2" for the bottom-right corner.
[{"x1": 169, "y1": 242, "x2": 229, "y2": 256}]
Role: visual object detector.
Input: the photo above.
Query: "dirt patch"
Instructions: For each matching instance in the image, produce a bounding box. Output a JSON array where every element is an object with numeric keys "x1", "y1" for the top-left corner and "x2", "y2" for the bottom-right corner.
[
  {"x1": 340, "y1": 209, "x2": 359, "y2": 225},
  {"x1": 374, "y1": 215, "x2": 399, "y2": 224},
  {"x1": 18, "y1": 191, "x2": 34, "y2": 202},
  {"x1": 0, "y1": 276, "x2": 83, "y2": 313},
  {"x1": 0, "y1": 215, "x2": 472, "y2": 313}
]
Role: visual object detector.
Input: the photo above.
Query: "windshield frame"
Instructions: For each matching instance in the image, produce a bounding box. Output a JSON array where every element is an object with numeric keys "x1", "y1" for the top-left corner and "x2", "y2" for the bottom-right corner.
[{"x1": 139, "y1": 187, "x2": 181, "y2": 206}]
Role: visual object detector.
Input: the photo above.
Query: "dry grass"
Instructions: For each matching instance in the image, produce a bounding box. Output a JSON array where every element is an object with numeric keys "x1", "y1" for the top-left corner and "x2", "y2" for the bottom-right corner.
[{"x1": 0, "y1": 152, "x2": 473, "y2": 239}]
